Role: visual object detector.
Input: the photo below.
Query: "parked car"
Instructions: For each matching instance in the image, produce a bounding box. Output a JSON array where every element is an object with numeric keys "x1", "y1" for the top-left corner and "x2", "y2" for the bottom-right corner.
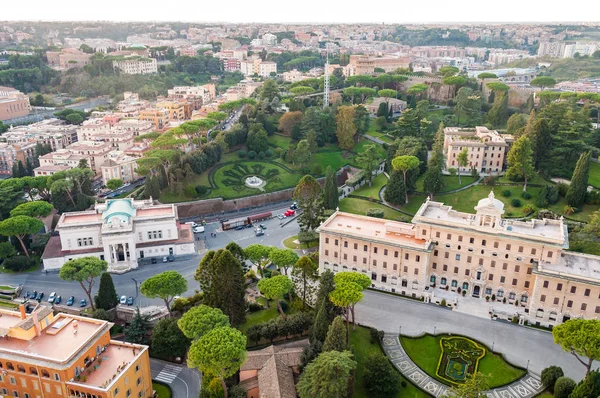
[
  {"x1": 219, "y1": 218, "x2": 229, "y2": 223},
  {"x1": 193, "y1": 226, "x2": 205, "y2": 233},
  {"x1": 235, "y1": 225, "x2": 245, "y2": 231},
  {"x1": 54, "y1": 295, "x2": 62, "y2": 305},
  {"x1": 284, "y1": 209, "x2": 295, "y2": 217},
  {"x1": 151, "y1": 257, "x2": 157, "y2": 264},
  {"x1": 259, "y1": 224, "x2": 267, "y2": 230},
  {"x1": 162, "y1": 256, "x2": 168, "y2": 263},
  {"x1": 36, "y1": 292, "x2": 44, "y2": 301},
  {"x1": 79, "y1": 299, "x2": 87, "y2": 307},
  {"x1": 67, "y1": 296, "x2": 75, "y2": 306},
  {"x1": 246, "y1": 223, "x2": 253, "y2": 229},
  {"x1": 186, "y1": 221, "x2": 198, "y2": 228},
  {"x1": 167, "y1": 255, "x2": 174, "y2": 262},
  {"x1": 29, "y1": 290, "x2": 37, "y2": 299},
  {"x1": 290, "y1": 202, "x2": 298, "y2": 210},
  {"x1": 255, "y1": 228, "x2": 264, "y2": 236},
  {"x1": 24, "y1": 291, "x2": 30, "y2": 298},
  {"x1": 126, "y1": 296, "x2": 134, "y2": 306},
  {"x1": 48, "y1": 292, "x2": 57, "y2": 303},
  {"x1": 120, "y1": 295, "x2": 127, "y2": 305},
  {"x1": 277, "y1": 214, "x2": 285, "y2": 220}
]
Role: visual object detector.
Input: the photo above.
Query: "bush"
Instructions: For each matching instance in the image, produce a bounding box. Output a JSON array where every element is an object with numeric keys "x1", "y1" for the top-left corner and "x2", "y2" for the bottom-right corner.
[
  {"x1": 521, "y1": 191, "x2": 532, "y2": 199},
  {"x1": 547, "y1": 185, "x2": 560, "y2": 204},
  {"x1": 228, "y1": 385, "x2": 247, "y2": 398},
  {"x1": 511, "y1": 198, "x2": 522, "y2": 207},
  {"x1": 541, "y1": 366, "x2": 564, "y2": 391},
  {"x1": 557, "y1": 182, "x2": 569, "y2": 197},
  {"x1": 257, "y1": 151, "x2": 266, "y2": 160},
  {"x1": 238, "y1": 149, "x2": 247, "y2": 158},
  {"x1": 363, "y1": 353, "x2": 401, "y2": 398},
  {"x1": 184, "y1": 185, "x2": 197, "y2": 197},
  {"x1": 248, "y1": 150, "x2": 257, "y2": 159},
  {"x1": 440, "y1": 299, "x2": 447, "y2": 307},
  {"x1": 265, "y1": 149, "x2": 274, "y2": 158},
  {"x1": 483, "y1": 176, "x2": 496, "y2": 186},
  {"x1": 300, "y1": 166, "x2": 311, "y2": 175},
  {"x1": 554, "y1": 376, "x2": 576, "y2": 398},
  {"x1": 471, "y1": 168, "x2": 479, "y2": 178},
  {"x1": 247, "y1": 302, "x2": 263, "y2": 312},
  {"x1": 195, "y1": 185, "x2": 209, "y2": 196},
  {"x1": 370, "y1": 328, "x2": 380, "y2": 344},
  {"x1": 279, "y1": 300, "x2": 289, "y2": 313},
  {"x1": 502, "y1": 190, "x2": 512, "y2": 197},
  {"x1": 585, "y1": 190, "x2": 600, "y2": 205},
  {"x1": 311, "y1": 164, "x2": 322, "y2": 175},
  {"x1": 2, "y1": 256, "x2": 32, "y2": 272},
  {"x1": 522, "y1": 204, "x2": 535, "y2": 215},
  {"x1": 366, "y1": 208, "x2": 385, "y2": 218}
]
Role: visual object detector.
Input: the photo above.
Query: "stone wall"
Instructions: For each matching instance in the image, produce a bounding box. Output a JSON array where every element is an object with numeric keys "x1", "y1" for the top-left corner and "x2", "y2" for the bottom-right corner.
[{"x1": 399, "y1": 75, "x2": 453, "y2": 102}]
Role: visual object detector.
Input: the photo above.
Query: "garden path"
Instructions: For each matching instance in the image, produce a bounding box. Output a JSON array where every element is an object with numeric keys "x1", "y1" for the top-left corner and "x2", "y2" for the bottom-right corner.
[{"x1": 381, "y1": 333, "x2": 545, "y2": 398}]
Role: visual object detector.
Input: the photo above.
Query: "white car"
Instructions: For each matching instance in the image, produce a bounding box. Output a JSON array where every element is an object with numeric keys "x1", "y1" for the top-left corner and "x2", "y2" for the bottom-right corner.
[
  {"x1": 48, "y1": 292, "x2": 57, "y2": 303},
  {"x1": 193, "y1": 226, "x2": 205, "y2": 233},
  {"x1": 120, "y1": 295, "x2": 127, "y2": 305},
  {"x1": 277, "y1": 214, "x2": 285, "y2": 220},
  {"x1": 185, "y1": 221, "x2": 198, "y2": 228}
]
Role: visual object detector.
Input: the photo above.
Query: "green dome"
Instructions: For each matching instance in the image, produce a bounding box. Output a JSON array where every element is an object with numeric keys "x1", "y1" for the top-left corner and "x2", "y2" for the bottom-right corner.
[{"x1": 102, "y1": 199, "x2": 137, "y2": 224}]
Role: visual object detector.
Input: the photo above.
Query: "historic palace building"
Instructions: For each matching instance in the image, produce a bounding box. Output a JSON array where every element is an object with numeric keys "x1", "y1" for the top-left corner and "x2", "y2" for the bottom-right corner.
[
  {"x1": 0, "y1": 305, "x2": 153, "y2": 398},
  {"x1": 318, "y1": 192, "x2": 600, "y2": 326},
  {"x1": 42, "y1": 198, "x2": 195, "y2": 273}
]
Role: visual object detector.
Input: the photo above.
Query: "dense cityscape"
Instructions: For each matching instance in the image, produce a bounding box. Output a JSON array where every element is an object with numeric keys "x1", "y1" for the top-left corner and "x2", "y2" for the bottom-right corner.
[{"x1": 0, "y1": 17, "x2": 600, "y2": 398}]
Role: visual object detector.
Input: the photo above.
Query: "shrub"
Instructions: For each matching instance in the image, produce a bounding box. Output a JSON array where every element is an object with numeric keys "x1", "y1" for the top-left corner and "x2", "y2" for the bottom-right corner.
[
  {"x1": 557, "y1": 182, "x2": 569, "y2": 197},
  {"x1": 247, "y1": 302, "x2": 263, "y2": 312},
  {"x1": 491, "y1": 294, "x2": 496, "y2": 300},
  {"x1": 228, "y1": 385, "x2": 248, "y2": 398},
  {"x1": 279, "y1": 300, "x2": 289, "y2": 313},
  {"x1": 483, "y1": 176, "x2": 496, "y2": 186},
  {"x1": 2, "y1": 256, "x2": 32, "y2": 272},
  {"x1": 585, "y1": 190, "x2": 600, "y2": 205},
  {"x1": 511, "y1": 198, "x2": 522, "y2": 207},
  {"x1": 448, "y1": 168, "x2": 457, "y2": 176},
  {"x1": 502, "y1": 190, "x2": 512, "y2": 197},
  {"x1": 311, "y1": 164, "x2": 322, "y2": 175},
  {"x1": 471, "y1": 168, "x2": 479, "y2": 178},
  {"x1": 195, "y1": 185, "x2": 209, "y2": 196},
  {"x1": 238, "y1": 149, "x2": 247, "y2": 158},
  {"x1": 370, "y1": 328, "x2": 380, "y2": 344},
  {"x1": 300, "y1": 166, "x2": 311, "y2": 175},
  {"x1": 265, "y1": 149, "x2": 274, "y2": 158},
  {"x1": 184, "y1": 185, "x2": 197, "y2": 197},
  {"x1": 401, "y1": 381, "x2": 407, "y2": 388},
  {"x1": 521, "y1": 191, "x2": 532, "y2": 199},
  {"x1": 248, "y1": 150, "x2": 257, "y2": 159},
  {"x1": 523, "y1": 204, "x2": 535, "y2": 215},
  {"x1": 547, "y1": 185, "x2": 560, "y2": 204},
  {"x1": 363, "y1": 353, "x2": 401, "y2": 398},
  {"x1": 440, "y1": 299, "x2": 446, "y2": 307},
  {"x1": 257, "y1": 151, "x2": 266, "y2": 160},
  {"x1": 366, "y1": 208, "x2": 385, "y2": 218},
  {"x1": 541, "y1": 366, "x2": 564, "y2": 391},
  {"x1": 554, "y1": 377, "x2": 576, "y2": 398}
]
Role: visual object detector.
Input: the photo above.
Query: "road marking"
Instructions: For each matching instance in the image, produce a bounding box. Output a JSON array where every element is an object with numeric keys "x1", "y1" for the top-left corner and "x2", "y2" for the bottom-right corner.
[{"x1": 154, "y1": 364, "x2": 182, "y2": 384}]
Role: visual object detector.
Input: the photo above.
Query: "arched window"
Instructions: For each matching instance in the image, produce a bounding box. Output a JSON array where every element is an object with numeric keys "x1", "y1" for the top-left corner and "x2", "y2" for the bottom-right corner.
[
  {"x1": 17, "y1": 364, "x2": 25, "y2": 373},
  {"x1": 462, "y1": 282, "x2": 469, "y2": 290},
  {"x1": 430, "y1": 275, "x2": 436, "y2": 284},
  {"x1": 451, "y1": 280, "x2": 458, "y2": 287},
  {"x1": 41, "y1": 369, "x2": 50, "y2": 378},
  {"x1": 441, "y1": 277, "x2": 447, "y2": 285},
  {"x1": 30, "y1": 367, "x2": 38, "y2": 375},
  {"x1": 6, "y1": 362, "x2": 14, "y2": 371}
]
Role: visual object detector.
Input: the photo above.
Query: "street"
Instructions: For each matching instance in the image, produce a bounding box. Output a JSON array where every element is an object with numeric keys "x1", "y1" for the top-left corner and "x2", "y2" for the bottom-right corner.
[{"x1": 151, "y1": 358, "x2": 201, "y2": 398}]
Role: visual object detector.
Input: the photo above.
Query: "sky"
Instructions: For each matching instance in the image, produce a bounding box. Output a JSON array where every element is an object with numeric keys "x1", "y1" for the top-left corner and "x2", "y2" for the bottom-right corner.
[{"x1": 2, "y1": 0, "x2": 599, "y2": 24}]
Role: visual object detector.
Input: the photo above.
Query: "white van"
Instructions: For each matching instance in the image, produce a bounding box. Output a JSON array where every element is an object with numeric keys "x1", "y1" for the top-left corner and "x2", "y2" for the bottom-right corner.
[
  {"x1": 185, "y1": 221, "x2": 198, "y2": 228},
  {"x1": 193, "y1": 226, "x2": 205, "y2": 233}
]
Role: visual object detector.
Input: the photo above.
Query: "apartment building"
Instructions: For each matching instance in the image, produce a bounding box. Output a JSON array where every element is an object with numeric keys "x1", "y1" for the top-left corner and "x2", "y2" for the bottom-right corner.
[
  {"x1": 138, "y1": 108, "x2": 169, "y2": 130},
  {"x1": 77, "y1": 120, "x2": 136, "y2": 152},
  {"x1": 344, "y1": 55, "x2": 411, "y2": 76},
  {"x1": 112, "y1": 57, "x2": 157, "y2": 75},
  {"x1": 0, "y1": 141, "x2": 36, "y2": 175},
  {"x1": 318, "y1": 192, "x2": 600, "y2": 326},
  {"x1": 46, "y1": 48, "x2": 92, "y2": 70},
  {"x1": 100, "y1": 151, "x2": 140, "y2": 185},
  {"x1": 0, "y1": 306, "x2": 153, "y2": 398},
  {"x1": 2, "y1": 119, "x2": 79, "y2": 151},
  {"x1": 443, "y1": 126, "x2": 513, "y2": 174},
  {"x1": 156, "y1": 101, "x2": 187, "y2": 121},
  {"x1": 240, "y1": 56, "x2": 277, "y2": 77},
  {"x1": 167, "y1": 84, "x2": 216, "y2": 105},
  {"x1": 222, "y1": 58, "x2": 241, "y2": 72},
  {"x1": 0, "y1": 86, "x2": 30, "y2": 121}
]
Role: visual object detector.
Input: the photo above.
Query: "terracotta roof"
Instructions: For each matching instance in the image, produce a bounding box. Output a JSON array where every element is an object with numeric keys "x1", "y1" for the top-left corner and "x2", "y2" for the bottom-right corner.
[
  {"x1": 41, "y1": 235, "x2": 103, "y2": 259},
  {"x1": 16, "y1": 306, "x2": 53, "y2": 331}
]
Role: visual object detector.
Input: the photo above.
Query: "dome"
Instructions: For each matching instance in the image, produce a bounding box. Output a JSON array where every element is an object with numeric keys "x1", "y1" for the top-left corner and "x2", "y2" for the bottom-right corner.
[
  {"x1": 102, "y1": 199, "x2": 137, "y2": 224},
  {"x1": 475, "y1": 191, "x2": 504, "y2": 213}
]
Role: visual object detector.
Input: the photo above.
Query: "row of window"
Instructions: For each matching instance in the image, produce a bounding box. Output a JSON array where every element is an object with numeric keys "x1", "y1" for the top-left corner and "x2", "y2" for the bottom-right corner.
[
  {"x1": 540, "y1": 281, "x2": 599, "y2": 298},
  {"x1": 323, "y1": 251, "x2": 421, "y2": 275},
  {"x1": 77, "y1": 237, "x2": 94, "y2": 247},
  {"x1": 324, "y1": 239, "x2": 420, "y2": 261},
  {"x1": 0, "y1": 363, "x2": 58, "y2": 380},
  {"x1": 452, "y1": 146, "x2": 503, "y2": 152},
  {"x1": 428, "y1": 233, "x2": 543, "y2": 256},
  {"x1": 69, "y1": 388, "x2": 144, "y2": 398},
  {"x1": 0, "y1": 389, "x2": 30, "y2": 398},
  {"x1": 146, "y1": 230, "x2": 163, "y2": 240},
  {"x1": 0, "y1": 376, "x2": 61, "y2": 395}
]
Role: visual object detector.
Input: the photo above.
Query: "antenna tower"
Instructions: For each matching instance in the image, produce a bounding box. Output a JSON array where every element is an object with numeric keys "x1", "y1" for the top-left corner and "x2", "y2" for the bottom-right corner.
[{"x1": 323, "y1": 46, "x2": 330, "y2": 109}]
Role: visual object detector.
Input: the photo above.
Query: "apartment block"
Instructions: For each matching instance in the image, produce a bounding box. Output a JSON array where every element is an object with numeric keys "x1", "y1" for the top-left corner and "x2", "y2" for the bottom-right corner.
[
  {"x1": 0, "y1": 141, "x2": 36, "y2": 175},
  {"x1": 100, "y1": 151, "x2": 140, "y2": 185},
  {"x1": 167, "y1": 84, "x2": 216, "y2": 105},
  {"x1": 138, "y1": 108, "x2": 169, "y2": 130},
  {"x1": 46, "y1": 48, "x2": 92, "y2": 70},
  {"x1": 112, "y1": 57, "x2": 157, "y2": 75},
  {"x1": 0, "y1": 306, "x2": 153, "y2": 398},
  {"x1": 240, "y1": 56, "x2": 277, "y2": 77},
  {"x1": 2, "y1": 119, "x2": 79, "y2": 151},
  {"x1": 0, "y1": 86, "x2": 30, "y2": 121},
  {"x1": 443, "y1": 126, "x2": 513, "y2": 174},
  {"x1": 77, "y1": 119, "x2": 136, "y2": 152},
  {"x1": 344, "y1": 55, "x2": 410, "y2": 76}
]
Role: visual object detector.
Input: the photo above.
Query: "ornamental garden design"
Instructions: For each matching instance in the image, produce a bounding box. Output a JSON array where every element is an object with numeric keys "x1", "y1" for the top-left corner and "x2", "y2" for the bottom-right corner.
[{"x1": 436, "y1": 336, "x2": 485, "y2": 384}]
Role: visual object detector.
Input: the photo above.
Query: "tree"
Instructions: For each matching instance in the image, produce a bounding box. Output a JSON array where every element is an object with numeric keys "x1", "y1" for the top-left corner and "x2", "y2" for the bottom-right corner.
[
  {"x1": 541, "y1": 366, "x2": 564, "y2": 391},
  {"x1": 566, "y1": 152, "x2": 590, "y2": 208},
  {"x1": 423, "y1": 123, "x2": 446, "y2": 197},
  {"x1": 406, "y1": 83, "x2": 428, "y2": 100},
  {"x1": 384, "y1": 171, "x2": 406, "y2": 205},
  {"x1": 323, "y1": 166, "x2": 339, "y2": 210},
  {"x1": 442, "y1": 75, "x2": 467, "y2": 97},
  {"x1": 336, "y1": 106, "x2": 357, "y2": 150},
  {"x1": 355, "y1": 144, "x2": 380, "y2": 186},
  {"x1": 257, "y1": 275, "x2": 294, "y2": 318},
  {"x1": 292, "y1": 256, "x2": 319, "y2": 309},
  {"x1": 329, "y1": 282, "x2": 363, "y2": 343},
  {"x1": 527, "y1": 118, "x2": 553, "y2": 170},
  {"x1": 293, "y1": 175, "x2": 324, "y2": 231},
  {"x1": 569, "y1": 371, "x2": 600, "y2": 398},
  {"x1": 187, "y1": 326, "x2": 247, "y2": 398},
  {"x1": 391, "y1": 155, "x2": 420, "y2": 203},
  {"x1": 485, "y1": 82, "x2": 510, "y2": 93},
  {"x1": 124, "y1": 308, "x2": 151, "y2": 344},
  {"x1": 57, "y1": 257, "x2": 106, "y2": 313},
  {"x1": 554, "y1": 376, "x2": 576, "y2": 398},
  {"x1": 454, "y1": 87, "x2": 482, "y2": 125},
  {"x1": 322, "y1": 316, "x2": 347, "y2": 352},
  {"x1": 65, "y1": 113, "x2": 85, "y2": 125},
  {"x1": 333, "y1": 271, "x2": 371, "y2": 328},
  {"x1": 0, "y1": 216, "x2": 44, "y2": 260},
  {"x1": 151, "y1": 318, "x2": 190, "y2": 360},
  {"x1": 305, "y1": 129, "x2": 318, "y2": 153},
  {"x1": 0, "y1": 241, "x2": 16, "y2": 259},
  {"x1": 530, "y1": 76, "x2": 557, "y2": 90},
  {"x1": 244, "y1": 244, "x2": 271, "y2": 278},
  {"x1": 297, "y1": 350, "x2": 357, "y2": 398},
  {"x1": 363, "y1": 353, "x2": 401, "y2": 398},
  {"x1": 552, "y1": 319, "x2": 600, "y2": 375},
  {"x1": 106, "y1": 178, "x2": 124, "y2": 191},
  {"x1": 294, "y1": 140, "x2": 311, "y2": 166},
  {"x1": 394, "y1": 108, "x2": 419, "y2": 137},
  {"x1": 443, "y1": 373, "x2": 489, "y2": 398},
  {"x1": 453, "y1": 148, "x2": 468, "y2": 185},
  {"x1": 94, "y1": 272, "x2": 118, "y2": 311},
  {"x1": 269, "y1": 248, "x2": 298, "y2": 275},
  {"x1": 195, "y1": 249, "x2": 246, "y2": 325},
  {"x1": 487, "y1": 91, "x2": 509, "y2": 126},
  {"x1": 140, "y1": 270, "x2": 187, "y2": 317},
  {"x1": 9, "y1": 201, "x2": 53, "y2": 218},
  {"x1": 290, "y1": 86, "x2": 316, "y2": 96},
  {"x1": 506, "y1": 135, "x2": 534, "y2": 192},
  {"x1": 378, "y1": 89, "x2": 397, "y2": 102},
  {"x1": 506, "y1": 114, "x2": 526, "y2": 135},
  {"x1": 225, "y1": 241, "x2": 246, "y2": 264},
  {"x1": 177, "y1": 304, "x2": 230, "y2": 340},
  {"x1": 260, "y1": 79, "x2": 279, "y2": 102},
  {"x1": 246, "y1": 124, "x2": 269, "y2": 153},
  {"x1": 278, "y1": 111, "x2": 303, "y2": 136},
  {"x1": 315, "y1": 269, "x2": 337, "y2": 322}
]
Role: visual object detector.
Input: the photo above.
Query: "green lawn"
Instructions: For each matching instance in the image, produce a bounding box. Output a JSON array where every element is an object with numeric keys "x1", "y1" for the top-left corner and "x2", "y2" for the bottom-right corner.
[
  {"x1": 0, "y1": 258, "x2": 40, "y2": 274},
  {"x1": 352, "y1": 173, "x2": 388, "y2": 199},
  {"x1": 400, "y1": 334, "x2": 525, "y2": 388},
  {"x1": 152, "y1": 382, "x2": 172, "y2": 398},
  {"x1": 0, "y1": 300, "x2": 18, "y2": 309},
  {"x1": 268, "y1": 134, "x2": 292, "y2": 149},
  {"x1": 588, "y1": 161, "x2": 600, "y2": 188},
  {"x1": 238, "y1": 304, "x2": 279, "y2": 334},
  {"x1": 351, "y1": 327, "x2": 429, "y2": 398},
  {"x1": 415, "y1": 175, "x2": 478, "y2": 193},
  {"x1": 283, "y1": 235, "x2": 319, "y2": 250},
  {"x1": 339, "y1": 197, "x2": 411, "y2": 222}
]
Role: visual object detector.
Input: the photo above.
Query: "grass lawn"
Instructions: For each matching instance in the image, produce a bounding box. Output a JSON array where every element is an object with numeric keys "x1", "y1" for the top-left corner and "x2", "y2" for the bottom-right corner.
[
  {"x1": 352, "y1": 173, "x2": 388, "y2": 199},
  {"x1": 0, "y1": 300, "x2": 18, "y2": 309},
  {"x1": 0, "y1": 259, "x2": 40, "y2": 274},
  {"x1": 238, "y1": 303, "x2": 279, "y2": 334},
  {"x1": 400, "y1": 334, "x2": 525, "y2": 388},
  {"x1": 268, "y1": 134, "x2": 292, "y2": 149},
  {"x1": 415, "y1": 175, "x2": 478, "y2": 193},
  {"x1": 283, "y1": 235, "x2": 319, "y2": 250},
  {"x1": 152, "y1": 382, "x2": 172, "y2": 398},
  {"x1": 588, "y1": 161, "x2": 600, "y2": 188},
  {"x1": 351, "y1": 327, "x2": 429, "y2": 398},
  {"x1": 339, "y1": 197, "x2": 411, "y2": 222},
  {"x1": 536, "y1": 390, "x2": 554, "y2": 398}
]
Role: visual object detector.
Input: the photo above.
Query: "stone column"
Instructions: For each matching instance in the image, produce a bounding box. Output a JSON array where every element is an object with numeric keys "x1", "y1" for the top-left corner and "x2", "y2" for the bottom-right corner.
[{"x1": 112, "y1": 244, "x2": 118, "y2": 263}]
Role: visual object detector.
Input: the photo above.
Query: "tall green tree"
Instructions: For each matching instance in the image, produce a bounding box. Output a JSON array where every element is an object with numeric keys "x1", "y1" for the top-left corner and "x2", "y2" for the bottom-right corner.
[
  {"x1": 269, "y1": 248, "x2": 299, "y2": 275},
  {"x1": 454, "y1": 87, "x2": 482, "y2": 125},
  {"x1": 257, "y1": 275, "x2": 294, "y2": 318},
  {"x1": 530, "y1": 76, "x2": 557, "y2": 90},
  {"x1": 106, "y1": 178, "x2": 124, "y2": 191},
  {"x1": 355, "y1": 144, "x2": 380, "y2": 186},
  {"x1": 506, "y1": 113, "x2": 526, "y2": 135},
  {"x1": 322, "y1": 316, "x2": 347, "y2": 352},
  {"x1": 293, "y1": 175, "x2": 324, "y2": 231},
  {"x1": 391, "y1": 155, "x2": 420, "y2": 203},
  {"x1": 94, "y1": 272, "x2": 119, "y2": 310},
  {"x1": 394, "y1": 108, "x2": 420, "y2": 137},
  {"x1": 59, "y1": 257, "x2": 108, "y2": 311},
  {"x1": 315, "y1": 270, "x2": 337, "y2": 322},
  {"x1": 487, "y1": 91, "x2": 509, "y2": 127},
  {"x1": 336, "y1": 106, "x2": 357, "y2": 150},
  {"x1": 566, "y1": 152, "x2": 591, "y2": 208},
  {"x1": 187, "y1": 326, "x2": 247, "y2": 398},
  {"x1": 527, "y1": 118, "x2": 553, "y2": 170},
  {"x1": 244, "y1": 244, "x2": 271, "y2": 278},
  {"x1": 456, "y1": 148, "x2": 469, "y2": 184},
  {"x1": 364, "y1": 354, "x2": 401, "y2": 398},
  {"x1": 553, "y1": 318, "x2": 600, "y2": 375},
  {"x1": 422, "y1": 123, "x2": 446, "y2": 197},
  {"x1": 151, "y1": 318, "x2": 190, "y2": 360},
  {"x1": 294, "y1": 139, "x2": 311, "y2": 166},
  {"x1": 9, "y1": 201, "x2": 53, "y2": 218},
  {"x1": 292, "y1": 255, "x2": 319, "y2": 309},
  {"x1": 0, "y1": 215, "x2": 44, "y2": 260},
  {"x1": 383, "y1": 171, "x2": 406, "y2": 205},
  {"x1": 125, "y1": 308, "x2": 151, "y2": 344},
  {"x1": 195, "y1": 249, "x2": 246, "y2": 325},
  {"x1": 506, "y1": 135, "x2": 535, "y2": 192},
  {"x1": 177, "y1": 304, "x2": 230, "y2": 341},
  {"x1": 140, "y1": 270, "x2": 187, "y2": 317},
  {"x1": 323, "y1": 166, "x2": 339, "y2": 210},
  {"x1": 297, "y1": 350, "x2": 357, "y2": 398},
  {"x1": 569, "y1": 371, "x2": 600, "y2": 398}
]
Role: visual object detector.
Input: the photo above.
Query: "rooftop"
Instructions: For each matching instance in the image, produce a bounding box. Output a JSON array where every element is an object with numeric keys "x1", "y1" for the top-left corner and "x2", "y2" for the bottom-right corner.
[
  {"x1": 41, "y1": 235, "x2": 103, "y2": 260},
  {"x1": 77, "y1": 342, "x2": 143, "y2": 389},
  {"x1": 538, "y1": 252, "x2": 600, "y2": 284}
]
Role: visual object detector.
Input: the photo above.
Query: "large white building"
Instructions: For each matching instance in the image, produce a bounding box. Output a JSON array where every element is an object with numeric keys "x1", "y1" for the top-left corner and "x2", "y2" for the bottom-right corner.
[
  {"x1": 112, "y1": 57, "x2": 158, "y2": 75},
  {"x1": 240, "y1": 56, "x2": 277, "y2": 77},
  {"x1": 42, "y1": 198, "x2": 196, "y2": 273}
]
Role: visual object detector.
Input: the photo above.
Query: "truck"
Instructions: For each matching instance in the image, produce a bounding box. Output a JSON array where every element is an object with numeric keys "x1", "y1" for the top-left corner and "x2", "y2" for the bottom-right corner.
[{"x1": 221, "y1": 211, "x2": 273, "y2": 230}]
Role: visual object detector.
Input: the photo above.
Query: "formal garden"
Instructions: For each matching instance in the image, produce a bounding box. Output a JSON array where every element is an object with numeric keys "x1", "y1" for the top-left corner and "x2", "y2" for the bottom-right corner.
[{"x1": 400, "y1": 334, "x2": 526, "y2": 388}]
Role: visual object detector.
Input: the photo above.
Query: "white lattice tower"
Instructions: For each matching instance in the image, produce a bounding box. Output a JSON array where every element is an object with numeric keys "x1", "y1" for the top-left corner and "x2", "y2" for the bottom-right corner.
[{"x1": 323, "y1": 49, "x2": 330, "y2": 109}]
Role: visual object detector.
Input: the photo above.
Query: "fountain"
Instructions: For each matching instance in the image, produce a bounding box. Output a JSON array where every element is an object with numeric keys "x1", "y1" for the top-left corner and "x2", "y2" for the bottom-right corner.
[{"x1": 245, "y1": 175, "x2": 265, "y2": 189}]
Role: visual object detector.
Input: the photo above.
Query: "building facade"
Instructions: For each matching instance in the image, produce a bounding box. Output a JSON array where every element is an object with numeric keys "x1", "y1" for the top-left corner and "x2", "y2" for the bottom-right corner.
[
  {"x1": 0, "y1": 86, "x2": 30, "y2": 121},
  {"x1": 0, "y1": 142, "x2": 36, "y2": 175},
  {"x1": 112, "y1": 57, "x2": 157, "y2": 75},
  {"x1": 318, "y1": 192, "x2": 600, "y2": 326},
  {"x1": 443, "y1": 126, "x2": 513, "y2": 174},
  {"x1": 46, "y1": 48, "x2": 92, "y2": 70},
  {"x1": 2, "y1": 119, "x2": 79, "y2": 151},
  {"x1": 0, "y1": 306, "x2": 153, "y2": 398},
  {"x1": 42, "y1": 198, "x2": 195, "y2": 273},
  {"x1": 344, "y1": 55, "x2": 411, "y2": 76},
  {"x1": 100, "y1": 151, "x2": 140, "y2": 185}
]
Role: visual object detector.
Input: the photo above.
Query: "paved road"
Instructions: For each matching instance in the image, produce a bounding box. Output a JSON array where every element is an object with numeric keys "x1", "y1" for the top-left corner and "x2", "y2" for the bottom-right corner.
[
  {"x1": 151, "y1": 358, "x2": 201, "y2": 398},
  {"x1": 356, "y1": 290, "x2": 596, "y2": 381}
]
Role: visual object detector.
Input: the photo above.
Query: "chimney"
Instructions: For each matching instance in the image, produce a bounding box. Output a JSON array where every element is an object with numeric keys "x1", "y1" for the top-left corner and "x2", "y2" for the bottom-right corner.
[
  {"x1": 32, "y1": 311, "x2": 41, "y2": 337},
  {"x1": 19, "y1": 304, "x2": 26, "y2": 320}
]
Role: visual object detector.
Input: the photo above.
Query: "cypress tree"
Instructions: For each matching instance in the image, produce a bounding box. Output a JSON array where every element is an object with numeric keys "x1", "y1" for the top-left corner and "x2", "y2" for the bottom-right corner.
[
  {"x1": 423, "y1": 123, "x2": 446, "y2": 196},
  {"x1": 315, "y1": 270, "x2": 337, "y2": 322},
  {"x1": 310, "y1": 304, "x2": 330, "y2": 344},
  {"x1": 527, "y1": 118, "x2": 553, "y2": 170},
  {"x1": 95, "y1": 272, "x2": 119, "y2": 310},
  {"x1": 323, "y1": 166, "x2": 339, "y2": 210},
  {"x1": 383, "y1": 171, "x2": 406, "y2": 205},
  {"x1": 322, "y1": 316, "x2": 347, "y2": 352},
  {"x1": 566, "y1": 152, "x2": 591, "y2": 208}
]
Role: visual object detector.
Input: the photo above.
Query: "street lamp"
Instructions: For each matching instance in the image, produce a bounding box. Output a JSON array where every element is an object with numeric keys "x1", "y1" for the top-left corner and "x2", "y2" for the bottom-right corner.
[
  {"x1": 433, "y1": 326, "x2": 436, "y2": 335},
  {"x1": 132, "y1": 278, "x2": 139, "y2": 298},
  {"x1": 492, "y1": 341, "x2": 495, "y2": 351},
  {"x1": 527, "y1": 359, "x2": 530, "y2": 371}
]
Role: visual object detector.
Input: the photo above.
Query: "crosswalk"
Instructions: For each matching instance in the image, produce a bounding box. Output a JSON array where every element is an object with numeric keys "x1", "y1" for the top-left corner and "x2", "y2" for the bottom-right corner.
[{"x1": 154, "y1": 364, "x2": 182, "y2": 384}]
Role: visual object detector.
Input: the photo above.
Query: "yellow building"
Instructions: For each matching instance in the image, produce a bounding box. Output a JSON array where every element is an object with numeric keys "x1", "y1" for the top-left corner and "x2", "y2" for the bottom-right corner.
[{"x1": 0, "y1": 305, "x2": 153, "y2": 398}]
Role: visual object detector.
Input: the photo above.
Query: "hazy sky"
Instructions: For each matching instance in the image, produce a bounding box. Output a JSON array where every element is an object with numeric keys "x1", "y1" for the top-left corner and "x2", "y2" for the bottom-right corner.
[{"x1": 2, "y1": 0, "x2": 598, "y2": 23}]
